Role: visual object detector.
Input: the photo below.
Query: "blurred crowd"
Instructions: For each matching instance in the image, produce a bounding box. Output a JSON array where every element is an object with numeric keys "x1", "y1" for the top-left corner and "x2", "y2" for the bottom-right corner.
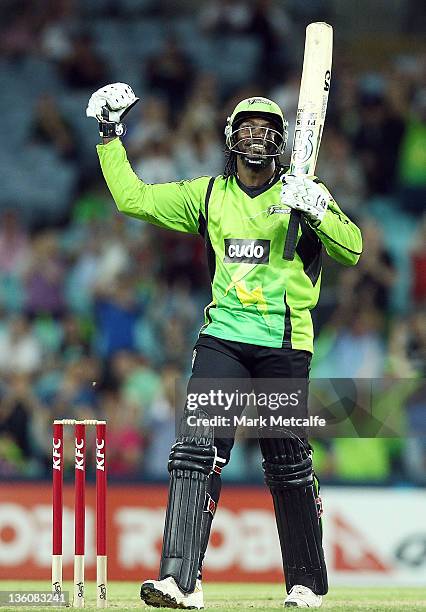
[{"x1": 0, "y1": 0, "x2": 425, "y2": 484}]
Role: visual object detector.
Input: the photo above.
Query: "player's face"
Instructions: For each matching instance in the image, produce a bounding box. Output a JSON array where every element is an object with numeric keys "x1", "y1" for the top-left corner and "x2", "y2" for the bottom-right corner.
[{"x1": 233, "y1": 117, "x2": 282, "y2": 158}]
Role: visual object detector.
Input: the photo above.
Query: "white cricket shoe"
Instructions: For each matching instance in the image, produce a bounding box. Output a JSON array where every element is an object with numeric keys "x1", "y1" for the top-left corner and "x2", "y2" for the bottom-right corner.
[
  {"x1": 284, "y1": 585, "x2": 322, "y2": 608},
  {"x1": 140, "y1": 575, "x2": 204, "y2": 609}
]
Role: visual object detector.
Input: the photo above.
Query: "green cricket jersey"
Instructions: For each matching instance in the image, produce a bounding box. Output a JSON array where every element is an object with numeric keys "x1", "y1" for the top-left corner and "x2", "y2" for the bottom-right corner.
[{"x1": 97, "y1": 138, "x2": 362, "y2": 353}]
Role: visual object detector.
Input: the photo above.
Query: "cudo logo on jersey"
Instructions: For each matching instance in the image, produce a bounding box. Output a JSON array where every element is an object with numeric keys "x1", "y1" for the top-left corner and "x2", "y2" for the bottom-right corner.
[{"x1": 224, "y1": 239, "x2": 270, "y2": 264}]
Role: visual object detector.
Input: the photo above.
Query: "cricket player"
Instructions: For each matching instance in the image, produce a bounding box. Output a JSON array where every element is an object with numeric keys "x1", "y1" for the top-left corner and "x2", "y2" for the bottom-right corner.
[{"x1": 87, "y1": 83, "x2": 362, "y2": 608}]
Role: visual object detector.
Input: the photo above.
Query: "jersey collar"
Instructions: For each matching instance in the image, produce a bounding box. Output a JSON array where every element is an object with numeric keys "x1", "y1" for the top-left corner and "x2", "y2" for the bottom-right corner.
[{"x1": 235, "y1": 168, "x2": 283, "y2": 199}]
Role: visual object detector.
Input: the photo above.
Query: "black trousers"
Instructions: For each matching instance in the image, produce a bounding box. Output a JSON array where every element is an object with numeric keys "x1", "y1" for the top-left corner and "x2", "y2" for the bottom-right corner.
[{"x1": 190, "y1": 334, "x2": 312, "y2": 464}]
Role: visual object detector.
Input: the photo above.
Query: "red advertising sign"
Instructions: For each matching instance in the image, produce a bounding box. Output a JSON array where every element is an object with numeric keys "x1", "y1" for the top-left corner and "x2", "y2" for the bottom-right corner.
[
  {"x1": 1, "y1": 484, "x2": 425, "y2": 585},
  {"x1": 0, "y1": 483, "x2": 282, "y2": 582}
]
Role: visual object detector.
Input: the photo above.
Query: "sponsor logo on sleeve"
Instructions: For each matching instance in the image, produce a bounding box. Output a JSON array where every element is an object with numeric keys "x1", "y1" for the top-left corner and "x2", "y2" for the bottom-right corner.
[{"x1": 224, "y1": 239, "x2": 270, "y2": 264}]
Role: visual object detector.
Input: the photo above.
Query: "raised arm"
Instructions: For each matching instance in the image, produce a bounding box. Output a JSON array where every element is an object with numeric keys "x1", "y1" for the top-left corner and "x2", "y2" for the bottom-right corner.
[
  {"x1": 87, "y1": 83, "x2": 210, "y2": 234},
  {"x1": 97, "y1": 138, "x2": 209, "y2": 234}
]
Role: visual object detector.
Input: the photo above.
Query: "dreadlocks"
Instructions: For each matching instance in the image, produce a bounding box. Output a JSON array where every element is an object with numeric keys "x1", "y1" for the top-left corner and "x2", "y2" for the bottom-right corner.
[{"x1": 223, "y1": 148, "x2": 237, "y2": 178}]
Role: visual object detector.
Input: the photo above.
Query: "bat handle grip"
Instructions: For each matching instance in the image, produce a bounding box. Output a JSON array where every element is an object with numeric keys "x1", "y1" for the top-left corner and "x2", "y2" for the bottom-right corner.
[{"x1": 283, "y1": 210, "x2": 300, "y2": 260}]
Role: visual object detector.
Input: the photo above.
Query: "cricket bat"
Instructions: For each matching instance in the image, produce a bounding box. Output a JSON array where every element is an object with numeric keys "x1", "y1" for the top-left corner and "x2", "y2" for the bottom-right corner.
[{"x1": 283, "y1": 22, "x2": 333, "y2": 260}]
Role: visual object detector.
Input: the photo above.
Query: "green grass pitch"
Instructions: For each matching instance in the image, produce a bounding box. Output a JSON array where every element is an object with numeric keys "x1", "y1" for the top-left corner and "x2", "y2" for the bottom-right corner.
[{"x1": 0, "y1": 581, "x2": 425, "y2": 611}]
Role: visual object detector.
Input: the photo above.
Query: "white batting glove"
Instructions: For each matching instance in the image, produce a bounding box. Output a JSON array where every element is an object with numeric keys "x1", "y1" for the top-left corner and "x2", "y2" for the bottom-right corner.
[
  {"x1": 86, "y1": 83, "x2": 139, "y2": 137},
  {"x1": 281, "y1": 175, "x2": 331, "y2": 226}
]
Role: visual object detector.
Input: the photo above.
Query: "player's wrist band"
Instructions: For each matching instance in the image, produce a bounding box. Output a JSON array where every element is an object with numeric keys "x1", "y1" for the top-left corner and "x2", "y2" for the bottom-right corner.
[{"x1": 98, "y1": 121, "x2": 127, "y2": 138}]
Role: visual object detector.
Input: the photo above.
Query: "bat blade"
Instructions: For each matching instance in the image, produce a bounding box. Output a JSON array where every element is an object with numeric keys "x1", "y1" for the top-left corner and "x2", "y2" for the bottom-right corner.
[{"x1": 283, "y1": 22, "x2": 333, "y2": 260}]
